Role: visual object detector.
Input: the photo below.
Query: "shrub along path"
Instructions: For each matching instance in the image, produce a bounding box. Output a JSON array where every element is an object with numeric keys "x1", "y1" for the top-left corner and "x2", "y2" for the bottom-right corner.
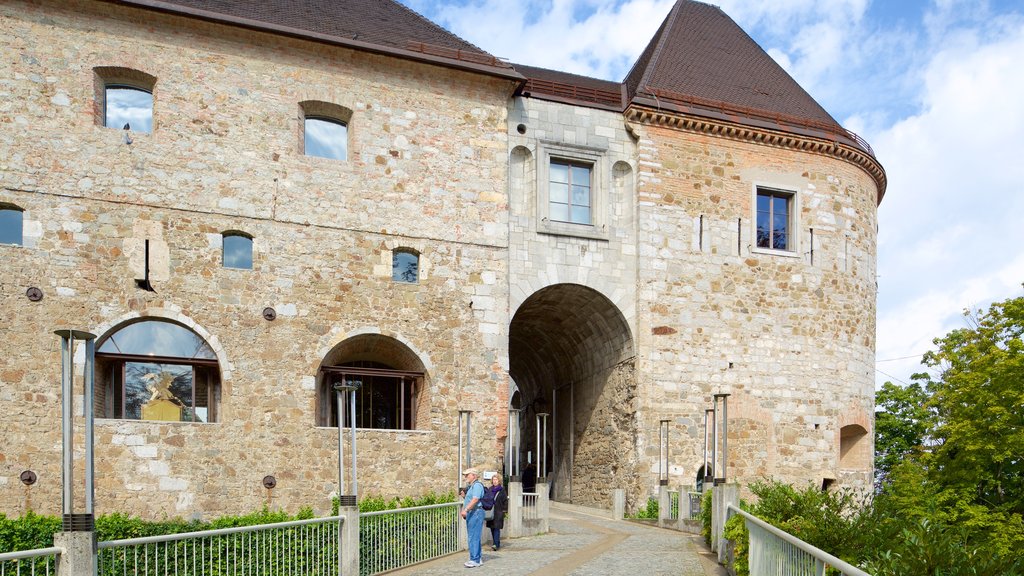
[{"x1": 385, "y1": 506, "x2": 725, "y2": 575}]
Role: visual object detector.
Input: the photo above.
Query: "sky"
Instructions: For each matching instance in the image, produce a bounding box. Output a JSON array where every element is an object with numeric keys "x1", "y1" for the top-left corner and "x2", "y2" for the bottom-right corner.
[{"x1": 403, "y1": 0, "x2": 1024, "y2": 389}]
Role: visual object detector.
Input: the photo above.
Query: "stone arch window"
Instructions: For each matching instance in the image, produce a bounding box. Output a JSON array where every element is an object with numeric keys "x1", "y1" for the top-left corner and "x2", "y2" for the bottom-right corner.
[
  {"x1": 0, "y1": 203, "x2": 24, "y2": 246},
  {"x1": 317, "y1": 334, "x2": 427, "y2": 431},
  {"x1": 839, "y1": 424, "x2": 870, "y2": 470},
  {"x1": 95, "y1": 319, "x2": 221, "y2": 422},
  {"x1": 94, "y1": 67, "x2": 157, "y2": 133},
  {"x1": 222, "y1": 231, "x2": 253, "y2": 269},
  {"x1": 299, "y1": 100, "x2": 351, "y2": 161},
  {"x1": 392, "y1": 248, "x2": 419, "y2": 283}
]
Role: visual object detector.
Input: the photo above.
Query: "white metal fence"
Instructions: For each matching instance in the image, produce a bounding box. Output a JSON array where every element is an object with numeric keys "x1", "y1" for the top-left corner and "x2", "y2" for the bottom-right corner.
[
  {"x1": 96, "y1": 516, "x2": 342, "y2": 576},
  {"x1": 0, "y1": 547, "x2": 61, "y2": 576},
  {"x1": 667, "y1": 490, "x2": 680, "y2": 520},
  {"x1": 358, "y1": 502, "x2": 460, "y2": 576},
  {"x1": 727, "y1": 505, "x2": 871, "y2": 576},
  {"x1": 521, "y1": 493, "x2": 539, "y2": 521}
]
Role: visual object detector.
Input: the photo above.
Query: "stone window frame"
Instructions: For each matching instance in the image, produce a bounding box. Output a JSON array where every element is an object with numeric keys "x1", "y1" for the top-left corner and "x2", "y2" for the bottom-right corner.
[
  {"x1": 221, "y1": 230, "x2": 254, "y2": 270},
  {"x1": 536, "y1": 141, "x2": 609, "y2": 241},
  {"x1": 751, "y1": 183, "x2": 801, "y2": 257},
  {"x1": 392, "y1": 247, "x2": 420, "y2": 284},
  {"x1": 299, "y1": 100, "x2": 352, "y2": 161},
  {"x1": 93, "y1": 66, "x2": 157, "y2": 133},
  {"x1": 0, "y1": 202, "x2": 24, "y2": 247}
]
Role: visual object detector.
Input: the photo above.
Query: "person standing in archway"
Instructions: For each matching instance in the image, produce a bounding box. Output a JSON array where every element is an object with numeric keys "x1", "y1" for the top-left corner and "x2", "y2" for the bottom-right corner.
[{"x1": 460, "y1": 468, "x2": 485, "y2": 567}]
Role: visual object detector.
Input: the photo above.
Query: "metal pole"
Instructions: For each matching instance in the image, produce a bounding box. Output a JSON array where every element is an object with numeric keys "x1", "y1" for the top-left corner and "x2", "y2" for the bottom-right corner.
[
  {"x1": 711, "y1": 399, "x2": 718, "y2": 481},
  {"x1": 703, "y1": 409, "x2": 713, "y2": 486},
  {"x1": 349, "y1": 387, "x2": 357, "y2": 496},
  {"x1": 660, "y1": 419, "x2": 670, "y2": 485},
  {"x1": 716, "y1": 393, "x2": 731, "y2": 483},
  {"x1": 84, "y1": 338, "x2": 95, "y2": 515},
  {"x1": 336, "y1": 389, "x2": 345, "y2": 496},
  {"x1": 569, "y1": 383, "x2": 574, "y2": 501},
  {"x1": 466, "y1": 411, "x2": 472, "y2": 468},
  {"x1": 535, "y1": 414, "x2": 541, "y2": 479},
  {"x1": 60, "y1": 333, "x2": 73, "y2": 517}
]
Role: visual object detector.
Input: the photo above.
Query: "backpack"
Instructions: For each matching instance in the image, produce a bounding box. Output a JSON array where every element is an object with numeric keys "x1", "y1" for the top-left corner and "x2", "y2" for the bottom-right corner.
[{"x1": 480, "y1": 484, "x2": 495, "y2": 510}]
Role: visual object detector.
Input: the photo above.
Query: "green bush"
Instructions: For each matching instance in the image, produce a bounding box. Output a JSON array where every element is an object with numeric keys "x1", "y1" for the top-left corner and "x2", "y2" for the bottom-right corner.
[
  {"x1": 862, "y1": 518, "x2": 1024, "y2": 576},
  {"x1": 699, "y1": 489, "x2": 713, "y2": 544},
  {"x1": 628, "y1": 497, "x2": 659, "y2": 519}
]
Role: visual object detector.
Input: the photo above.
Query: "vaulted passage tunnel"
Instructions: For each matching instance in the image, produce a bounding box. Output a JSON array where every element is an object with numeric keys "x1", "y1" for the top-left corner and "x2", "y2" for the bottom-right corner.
[{"x1": 509, "y1": 283, "x2": 637, "y2": 507}]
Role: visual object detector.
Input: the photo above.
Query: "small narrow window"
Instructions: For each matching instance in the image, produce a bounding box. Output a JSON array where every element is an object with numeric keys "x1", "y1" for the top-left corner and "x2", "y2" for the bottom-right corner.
[
  {"x1": 756, "y1": 188, "x2": 793, "y2": 251},
  {"x1": 304, "y1": 117, "x2": 348, "y2": 161},
  {"x1": 549, "y1": 160, "x2": 592, "y2": 225},
  {"x1": 0, "y1": 205, "x2": 24, "y2": 246},
  {"x1": 222, "y1": 233, "x2": 253, "y2": 269},
  {"x1": 392, "y1": 250, "x2": 419, "y2": 283},
  {"x1": 105, "y1": 86, "x2": 153, "y2": 134}
]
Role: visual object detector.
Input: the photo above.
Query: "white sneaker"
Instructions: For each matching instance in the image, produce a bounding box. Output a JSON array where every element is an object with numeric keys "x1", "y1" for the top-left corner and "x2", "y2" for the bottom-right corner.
[{"x1": 465, "y1": 560, "x2": 482, "y2": 567}]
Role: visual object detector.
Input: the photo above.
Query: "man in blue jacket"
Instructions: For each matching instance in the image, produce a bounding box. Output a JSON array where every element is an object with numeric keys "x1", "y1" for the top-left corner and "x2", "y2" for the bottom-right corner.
[{"x1": 460, "y1": 467, "x2": 485, "y2": 567}]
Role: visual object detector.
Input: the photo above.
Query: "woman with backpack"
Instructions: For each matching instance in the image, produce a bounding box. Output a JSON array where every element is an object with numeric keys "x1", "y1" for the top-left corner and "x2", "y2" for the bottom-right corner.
[{"x1": 485, "y1": 474, "x2": 508, "y2": 551}]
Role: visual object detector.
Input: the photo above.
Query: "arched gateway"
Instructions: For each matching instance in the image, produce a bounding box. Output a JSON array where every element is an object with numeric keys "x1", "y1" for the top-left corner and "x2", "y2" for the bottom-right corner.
[{"x1": 509, "y1": 283, "x2": 636, "y2": 507}]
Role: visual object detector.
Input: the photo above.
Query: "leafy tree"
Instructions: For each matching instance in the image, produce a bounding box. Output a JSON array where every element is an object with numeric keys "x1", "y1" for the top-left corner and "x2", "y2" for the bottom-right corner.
[
  {"x1": 914, "y1": 295, "x2": 1024, "y2": 515},
  {"x1": 874, "y1": 380, "x2": 931, "y2": 488}
]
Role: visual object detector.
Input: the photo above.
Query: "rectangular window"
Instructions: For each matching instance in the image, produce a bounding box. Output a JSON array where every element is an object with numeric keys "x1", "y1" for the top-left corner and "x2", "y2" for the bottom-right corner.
[
  {"x1": 549, "y1": 160, "x2": 592, "y2": 225},
  {"x1": 756, "y1": 188, "x2": 793, "y2": 251}
]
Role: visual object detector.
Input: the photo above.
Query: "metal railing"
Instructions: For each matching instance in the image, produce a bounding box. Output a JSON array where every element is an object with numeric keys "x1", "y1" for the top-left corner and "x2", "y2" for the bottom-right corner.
[
  {"x1": 0, "y1": 547, "x2": 61, "y2": 576},
  {"x1": 687, "y1": 491, "x2": 703, "y2": 519},
  {"x1": 359, "y1": 502, "x2": 460, "y2": 576},
  {"x1": 521, "y1": 493, "x2": 539, "y2": 521},
  {"x1": 97, "y1": 516, "x2": 342, "y2": 576},
  {"x1": 667, "y1": 490, "x2": 680, "y2": 520},
  {"x1": 727, "y1": 505, "x2": 870, "y2": 576}
]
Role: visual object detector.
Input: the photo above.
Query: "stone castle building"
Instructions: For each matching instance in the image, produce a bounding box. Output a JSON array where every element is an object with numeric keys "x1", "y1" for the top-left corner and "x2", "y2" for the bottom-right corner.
[{"x1": 0, "y1": 0, "x2": 885, "y2": 519}]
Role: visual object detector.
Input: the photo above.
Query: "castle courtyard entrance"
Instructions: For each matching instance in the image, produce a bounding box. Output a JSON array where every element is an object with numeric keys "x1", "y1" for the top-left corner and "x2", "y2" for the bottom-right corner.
[{"x1": 509, "y1": 283, "x2": 636, "y2": 507}]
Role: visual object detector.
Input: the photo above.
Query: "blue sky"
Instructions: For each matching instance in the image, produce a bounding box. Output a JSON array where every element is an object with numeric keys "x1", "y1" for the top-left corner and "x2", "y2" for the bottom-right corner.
[{"x1": 403, "y1": 0, "x2": 1024, "y2": 389}]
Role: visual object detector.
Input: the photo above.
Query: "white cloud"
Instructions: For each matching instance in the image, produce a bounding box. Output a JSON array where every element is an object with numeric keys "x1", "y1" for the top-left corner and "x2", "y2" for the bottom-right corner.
[{"x1": 873, "y1": 14, "x2": 1024, "y2": 386}]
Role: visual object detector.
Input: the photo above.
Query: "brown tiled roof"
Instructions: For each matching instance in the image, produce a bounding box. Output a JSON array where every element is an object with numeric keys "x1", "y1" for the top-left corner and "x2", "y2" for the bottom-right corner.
[
  {"x1": 624, "y1": 1, "x2": 840, "y2": 128},
  {"x1": 107, "y1": 0, "x2": 520, "y2": 77},
  {"x1": 512, "y1": 64, "x2": 622, "y2": 110}
]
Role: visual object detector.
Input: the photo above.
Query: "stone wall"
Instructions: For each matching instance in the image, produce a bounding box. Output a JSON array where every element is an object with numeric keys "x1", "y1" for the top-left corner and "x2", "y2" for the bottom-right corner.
[
  {"x1": 0, "y1": 0, "x2": 514, "y2": 519},
  {"x1": 632, "y1": 121, "x2": 878, "y2": 497}
]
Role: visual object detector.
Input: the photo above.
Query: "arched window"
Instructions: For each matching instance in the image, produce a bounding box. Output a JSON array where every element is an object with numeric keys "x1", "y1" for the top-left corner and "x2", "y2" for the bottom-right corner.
[
  {"x1": 392, "y1": 249, "x2": 419, "y2": 283},
  {"x1": 839, "y1": 424, "x2": 870, "y2": 470},
  {"x1": 95, "y1": 319, "x2": 220, "y2": 422},
  {"x1": 95, "y1": 67, "x2": 156, "y2": 134},
  {"x1": 222, "y1": 232, "x2": 253, "y2": 269},
  {"x1": 317, "y1": 334, "x2": 427, "y2": 431},
  {"x1": 299, "y1": 101, "x2": 351, "y2": 161},
  {"x1": 0, "y1": 204, "x2": 24, "y2": 246}
]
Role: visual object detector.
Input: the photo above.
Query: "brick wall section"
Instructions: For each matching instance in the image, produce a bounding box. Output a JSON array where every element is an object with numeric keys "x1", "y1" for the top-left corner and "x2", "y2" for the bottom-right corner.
[{"x1": 0, "y1": 0, "x2": 514, "y2": 518}]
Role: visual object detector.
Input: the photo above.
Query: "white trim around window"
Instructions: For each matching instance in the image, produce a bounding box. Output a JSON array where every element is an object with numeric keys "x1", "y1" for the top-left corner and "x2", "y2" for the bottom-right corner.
[
  {"x1": 536, "y1": 141, "x2": 608, "y2": 240},
  {"x1": 751, "y1": 183, "x2": 801, "y2": 257}
]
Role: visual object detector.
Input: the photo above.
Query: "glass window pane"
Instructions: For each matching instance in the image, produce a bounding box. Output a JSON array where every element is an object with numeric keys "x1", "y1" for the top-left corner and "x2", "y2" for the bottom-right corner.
[
  {"x1": 757, "y1": 193, "x2": 770, "y2": 212},
  {"x1": 105, "y1": 87, "x2": 153, "y2": 134},
  {"x1": 549, "y1": 202, "x2": 569, "y2": 222},
  {"x1": 392, "y1": 251, "x2": 419, "y2": 283},
  {"x1": 125, "y1": 362, "x2": 193, "y2": 422},
  {"x1": 570, "y1": 165, "x2": 590, "y2": 186},
  {"x1": 222, "y1": 234, "x2": 253, "y2": 269},
  {"x1": 549, "y1": 163, "x2": 569, "y2": 184},
  {"x1": 98, "y1": 320, "x2": 216, "y2": 359},
  {"x1": 571, "y1": 205, "x2": 591, "y2": 224},
  {"x1": 0, "y1": 209, "x2": 23, "y2": 246},
  {"x1": 550, "y1": 182, "x2": 568, "y2": 203},
  {"x1": 571, "y1": 185, "x2": 590, "y2": 207},
  {"x1": 773, "y1": 195, "x2": 789, "y2": 218},
  {"x1": 305, "y1": 117, "x2": 347, "y2": 161},
  {"x1": 773, "y1": 214, "x2": 789, "y2": 250}
]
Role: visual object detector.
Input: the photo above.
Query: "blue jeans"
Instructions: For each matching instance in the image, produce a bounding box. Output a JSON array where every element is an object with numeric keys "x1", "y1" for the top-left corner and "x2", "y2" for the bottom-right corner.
[{"x1": 466, "y1": 507, "x2": 484, "y2": 563}]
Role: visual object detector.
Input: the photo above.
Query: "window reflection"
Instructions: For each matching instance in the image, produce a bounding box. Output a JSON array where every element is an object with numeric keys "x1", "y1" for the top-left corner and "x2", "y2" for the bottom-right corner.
[
  {"x1": 549, "y1": 160, "x2": 591, "y2": 224},
  {"x1": 0, "y1": 208, "x2": 23, "y2": 246},
  {"x1": 222, "y1": 234, "x2": 253, "y2": 269},
  {"x1": 98, "y1": 320, "x2": 216, "y2": 359},
  {"x1": 304, "y1": 117, "x2": 347, "y2": 161},
  {"x1": 105, "y1": 86, "x2": 153, "y2": 133},
  {"x1": 392, "y1": 250, "x2": 419, "y2": 283}
]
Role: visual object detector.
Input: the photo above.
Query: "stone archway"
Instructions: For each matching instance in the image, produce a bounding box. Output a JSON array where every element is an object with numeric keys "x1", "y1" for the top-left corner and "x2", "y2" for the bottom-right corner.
[{"x1": 509, "y1": 283, "x2": 636, "y2": 507}]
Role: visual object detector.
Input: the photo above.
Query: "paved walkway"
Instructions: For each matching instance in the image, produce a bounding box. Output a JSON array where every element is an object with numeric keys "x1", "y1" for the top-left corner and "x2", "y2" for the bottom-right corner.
[{"x1": 387, "y1": 507, "x2": 727, "y2": 576}]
